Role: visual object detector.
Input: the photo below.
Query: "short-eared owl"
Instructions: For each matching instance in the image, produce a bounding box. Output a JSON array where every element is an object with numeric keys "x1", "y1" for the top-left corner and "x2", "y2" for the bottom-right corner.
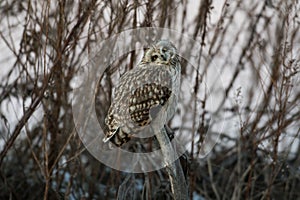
[{"x1": 103, "y1": 40, "x2": 181, "y2": 147}]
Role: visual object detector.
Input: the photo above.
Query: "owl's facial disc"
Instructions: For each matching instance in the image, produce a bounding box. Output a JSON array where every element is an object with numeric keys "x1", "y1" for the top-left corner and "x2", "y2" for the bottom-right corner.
[
  {"x1": 150, "y1": 51, "x2": 169, "y2": 63},
  {"x1": 150, "y1": 46, "x2": 175, "y2": 64},
  {"x1": 141, "y1": 40, "x2": 178, "y2": 65}
]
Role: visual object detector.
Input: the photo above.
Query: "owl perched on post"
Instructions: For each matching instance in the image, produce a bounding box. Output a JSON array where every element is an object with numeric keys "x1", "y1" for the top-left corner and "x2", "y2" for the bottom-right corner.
[{"x1": 103, "y1": 40, "x2": 181, "y2": 147}]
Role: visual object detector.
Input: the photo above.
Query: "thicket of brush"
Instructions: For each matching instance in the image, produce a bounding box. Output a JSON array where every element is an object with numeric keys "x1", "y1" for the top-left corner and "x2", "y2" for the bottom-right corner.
[{"x1": 0, "y1": 0, "x2": 299, "y2": 199}]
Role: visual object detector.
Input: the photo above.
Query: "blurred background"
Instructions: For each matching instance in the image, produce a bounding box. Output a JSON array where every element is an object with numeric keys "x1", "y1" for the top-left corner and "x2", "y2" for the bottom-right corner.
[{"x1": 0, "y1": 0, "x2": 299, "y2": 199}]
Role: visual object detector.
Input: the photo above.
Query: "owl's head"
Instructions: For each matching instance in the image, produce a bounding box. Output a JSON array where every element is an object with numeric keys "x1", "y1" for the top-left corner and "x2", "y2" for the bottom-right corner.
[{"x1": 141, "y1": 40, "x2": 179, "y2": 65}]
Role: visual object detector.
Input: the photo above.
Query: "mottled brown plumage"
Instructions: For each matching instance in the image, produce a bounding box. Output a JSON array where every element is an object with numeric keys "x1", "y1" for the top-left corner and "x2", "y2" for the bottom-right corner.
[{"x1": 103, "y1": 40, "x2": 181, "y2": 147}]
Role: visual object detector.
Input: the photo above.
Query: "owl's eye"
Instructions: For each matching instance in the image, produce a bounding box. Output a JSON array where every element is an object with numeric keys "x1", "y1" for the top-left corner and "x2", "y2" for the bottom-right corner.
[
  {"x1": 162, "y1": 48, "x2": 167, "y2": 52},
  {"x1": 151, "y1": 55, "x2": 158, "y2": 61}
]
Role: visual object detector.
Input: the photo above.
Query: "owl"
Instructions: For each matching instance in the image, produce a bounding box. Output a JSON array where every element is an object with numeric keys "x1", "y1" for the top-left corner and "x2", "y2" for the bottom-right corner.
[{"x1": 103, "y1": 40, "x2": 181, "y2": 147}]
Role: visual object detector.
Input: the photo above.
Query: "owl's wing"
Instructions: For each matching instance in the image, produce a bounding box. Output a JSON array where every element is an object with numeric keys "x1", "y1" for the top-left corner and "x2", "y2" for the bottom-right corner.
[{"x1": 128, "y1": 83, "x2": 172, "y2": 126}]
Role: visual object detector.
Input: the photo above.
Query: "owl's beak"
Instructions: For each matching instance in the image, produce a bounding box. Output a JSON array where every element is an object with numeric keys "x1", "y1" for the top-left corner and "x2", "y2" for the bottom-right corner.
[{"x1": 151, "y1": 48, "x2": 172, "y2": 63}]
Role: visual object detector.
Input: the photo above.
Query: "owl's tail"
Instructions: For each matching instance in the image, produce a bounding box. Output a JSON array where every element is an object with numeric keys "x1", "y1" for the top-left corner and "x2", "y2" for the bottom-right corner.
[{"x1": 103, "y1": 128, "x2": 131, "y2": 147}]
